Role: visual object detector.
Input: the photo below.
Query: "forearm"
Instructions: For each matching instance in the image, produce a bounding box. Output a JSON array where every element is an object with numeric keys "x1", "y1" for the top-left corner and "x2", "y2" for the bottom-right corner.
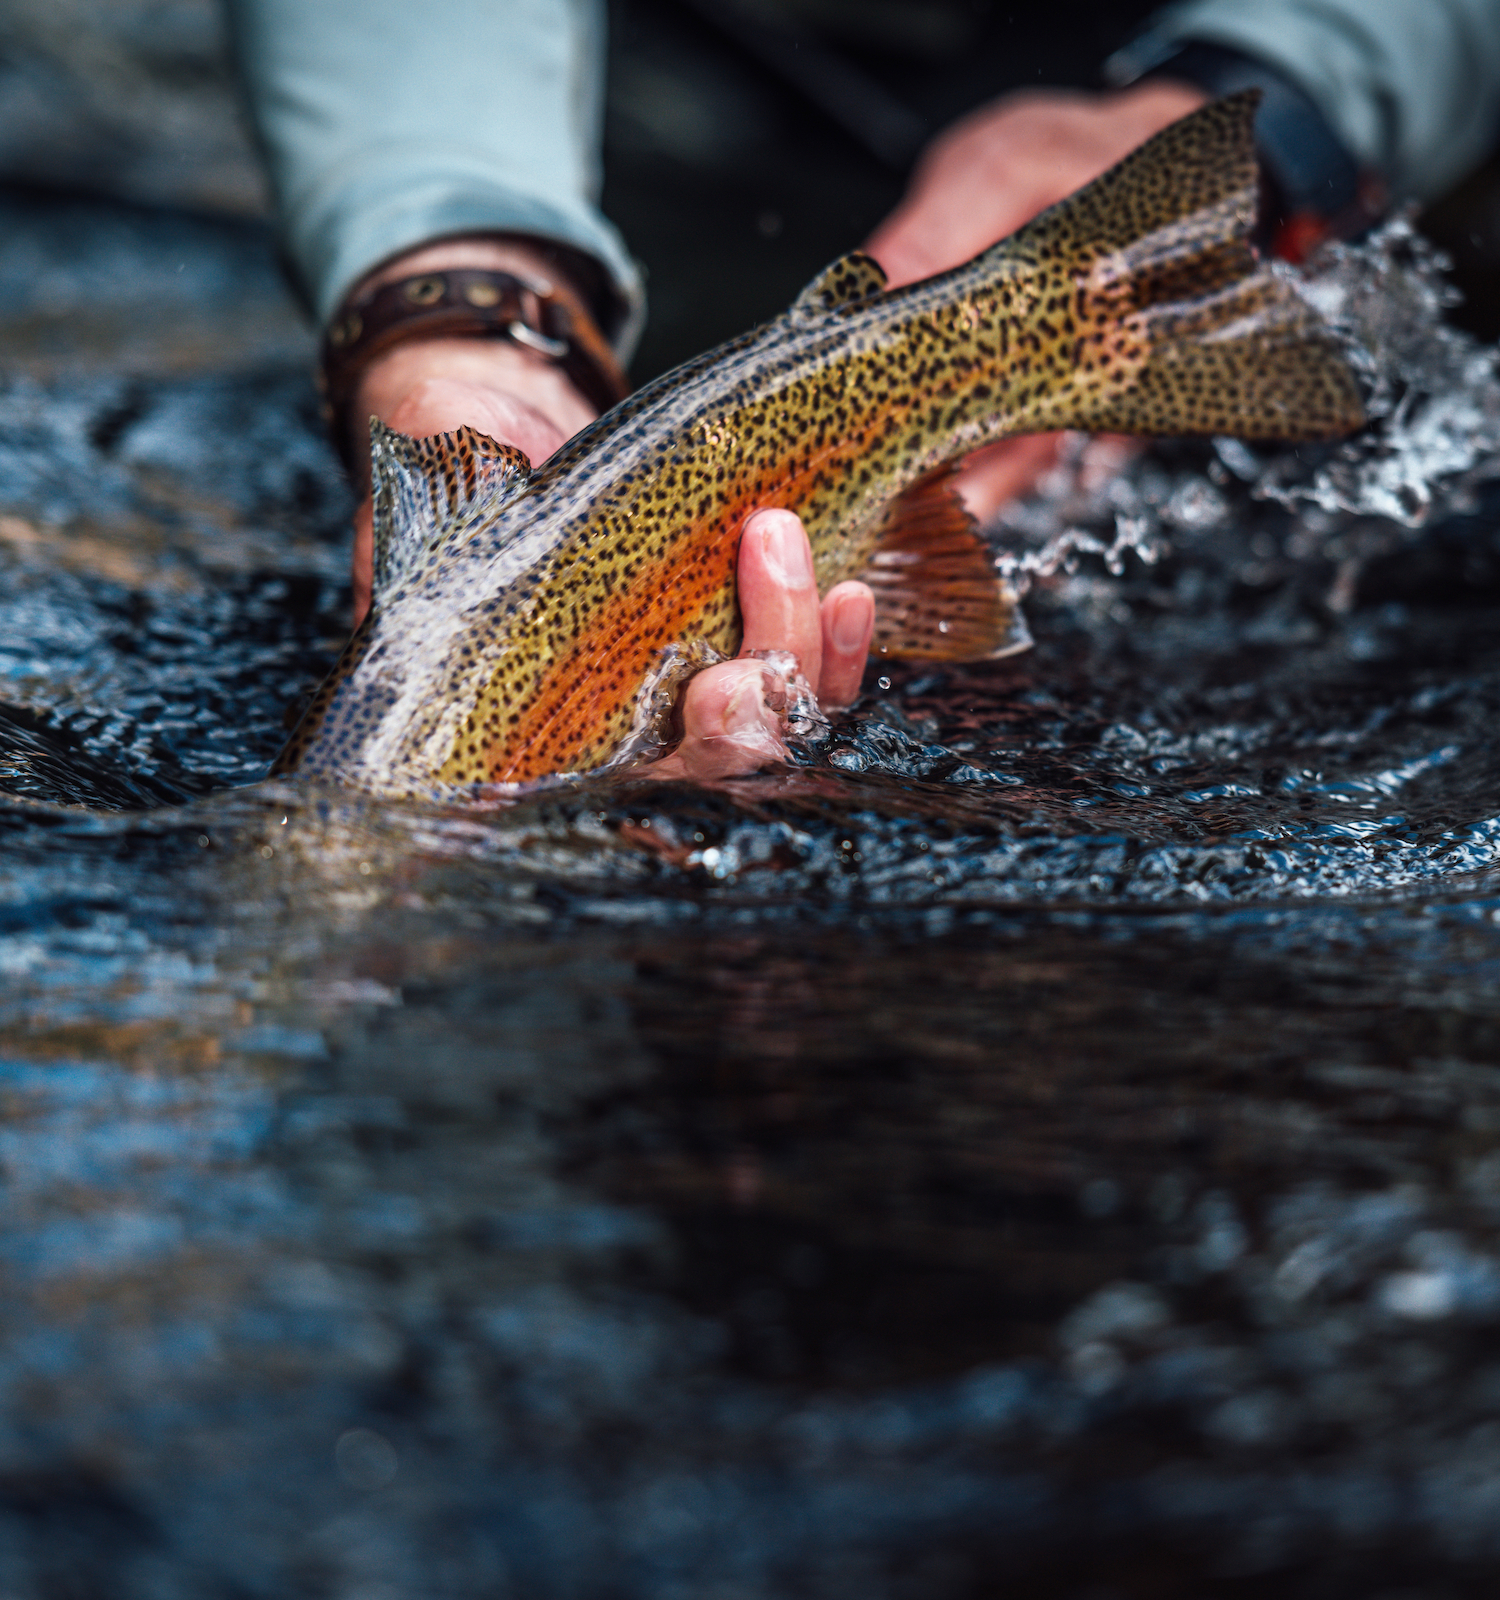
[
  {"x1": 1110, "y1": 0, "x2": 1500, "y2": 202},
  {"x1": 223, "y1": 0, "x2": 643, "y2": 354}
]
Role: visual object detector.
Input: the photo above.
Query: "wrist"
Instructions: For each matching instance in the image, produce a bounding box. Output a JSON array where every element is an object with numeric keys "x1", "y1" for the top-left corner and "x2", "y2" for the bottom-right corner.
[
  {"x1": 322, "y1": 235, "x2": 628, "y2": 475},
  {"x1": 353, "y1": 338, "x2": 596, "y2": 479},
  {"x1": 1101, "y1": 78, "x2": 1209, "y2": 129},
  {"x1": 352, "y1": 242, "x2": 597, "y2": 452}
]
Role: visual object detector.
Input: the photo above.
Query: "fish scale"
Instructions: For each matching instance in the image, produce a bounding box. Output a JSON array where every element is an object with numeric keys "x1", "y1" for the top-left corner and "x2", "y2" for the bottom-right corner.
[{"x1": 275, "y1": 93, "x2": 1363, "y2": 795}]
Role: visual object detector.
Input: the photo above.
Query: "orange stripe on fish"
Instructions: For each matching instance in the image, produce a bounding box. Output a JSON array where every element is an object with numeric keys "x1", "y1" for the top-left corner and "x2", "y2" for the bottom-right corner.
[
  {"x1": 448, "y1": 436, "x2": 959, "y2": 782},
  {"x1": 457, "y1": 517, "x2": 743, "y2": 782},
  {"x1": 274, "y1": 93, "x2": 1363, "y2": 797}
]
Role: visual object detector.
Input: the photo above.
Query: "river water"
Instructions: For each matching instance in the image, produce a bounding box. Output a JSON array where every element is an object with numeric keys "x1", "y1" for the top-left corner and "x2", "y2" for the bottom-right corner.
[{"x1": 5, "y1": 175, "x2": 1500, "y2": 1600}]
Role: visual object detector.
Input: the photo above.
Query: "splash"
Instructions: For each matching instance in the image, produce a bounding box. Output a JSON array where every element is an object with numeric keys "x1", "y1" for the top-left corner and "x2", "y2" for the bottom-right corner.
[
  {"x1": 991, "y1": 510, "x2": 1166, "y2": 592},
  {"x1": 1266, "y1": 215, "x2": 1500, "y2": 524},
  {"x1": 984, "y1": 216, "x2": 1500, "y2": 585}
]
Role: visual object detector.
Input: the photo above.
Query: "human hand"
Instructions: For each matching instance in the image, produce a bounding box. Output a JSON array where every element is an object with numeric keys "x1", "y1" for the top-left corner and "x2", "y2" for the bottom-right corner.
[
  {"x1": 342, "y1": 242, "x2": 873, "y2": 781},
  {"x1": 648, "y1": 509, "x2": 874, "y2": 782},
  {"x1": 864, "y1": 81, "x2": 1208, "y2": 521}
]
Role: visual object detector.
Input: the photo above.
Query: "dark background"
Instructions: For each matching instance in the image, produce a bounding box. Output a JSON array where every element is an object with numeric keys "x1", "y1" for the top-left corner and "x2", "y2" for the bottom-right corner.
[{"x1": 602, "y1": 0, "x2": 1160, "y2": 374}]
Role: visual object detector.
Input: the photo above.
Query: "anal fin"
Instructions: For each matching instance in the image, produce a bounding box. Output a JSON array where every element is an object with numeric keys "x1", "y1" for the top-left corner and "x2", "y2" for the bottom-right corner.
[{"x1": 859, "y1": 469, "x2": 1031, "y2": 661}]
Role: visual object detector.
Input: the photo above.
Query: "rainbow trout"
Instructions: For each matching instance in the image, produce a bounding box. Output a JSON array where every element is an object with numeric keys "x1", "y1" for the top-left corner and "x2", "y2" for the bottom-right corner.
[{"x1": 275, "y1": 93, "x2": 1362, "y2": 794}]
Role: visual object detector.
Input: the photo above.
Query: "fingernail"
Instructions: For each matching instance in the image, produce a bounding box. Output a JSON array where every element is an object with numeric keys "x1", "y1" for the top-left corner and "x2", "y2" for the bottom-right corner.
[
  {"x1": 830, "y1": 590, "x2": 871, "y2": 654},
  {"x1": 722, "y1": 672, "x2": 767, "y2": 734},
  {"x1": 759, "y1": 513, "x2": 814, "y2": 588}
]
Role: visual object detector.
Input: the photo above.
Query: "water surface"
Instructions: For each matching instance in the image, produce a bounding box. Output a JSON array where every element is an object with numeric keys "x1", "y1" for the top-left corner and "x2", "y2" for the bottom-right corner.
[{"x1": 3, "y1": 211, "x2": 1500, "y2": 1598}]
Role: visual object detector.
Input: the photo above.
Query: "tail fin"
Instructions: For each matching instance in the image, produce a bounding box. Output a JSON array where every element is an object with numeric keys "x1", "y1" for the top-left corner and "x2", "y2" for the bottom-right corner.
[{"x1": 1006, "y1": 91, "x2": 1364, "y2": 442}]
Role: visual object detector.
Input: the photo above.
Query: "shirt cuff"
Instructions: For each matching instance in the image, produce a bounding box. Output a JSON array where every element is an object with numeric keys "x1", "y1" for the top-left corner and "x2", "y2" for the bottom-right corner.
[{"x1": 293, "y1": 170, "x2": 646, "y2": 365}]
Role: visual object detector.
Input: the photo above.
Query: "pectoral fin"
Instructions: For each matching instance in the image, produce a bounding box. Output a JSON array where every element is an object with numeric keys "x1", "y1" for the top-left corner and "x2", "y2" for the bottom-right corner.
[
  {"x1": 858, "y1": 469, "x2": 1031, "y2": 661},
  {"x1": 370, "y1": 420, "x2": 532, "y2": 601}
]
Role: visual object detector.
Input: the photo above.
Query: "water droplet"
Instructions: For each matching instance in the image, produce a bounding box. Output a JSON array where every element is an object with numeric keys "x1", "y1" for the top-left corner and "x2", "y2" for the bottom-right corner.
[{"x1": 876, "y1": 676, "x2": 891, "y2": 690}]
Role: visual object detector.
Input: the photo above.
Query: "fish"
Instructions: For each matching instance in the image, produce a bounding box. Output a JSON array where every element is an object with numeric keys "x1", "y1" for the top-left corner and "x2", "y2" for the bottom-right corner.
[{"x1": 274, "y1": 91, "x2": 1363, "y2": 795}]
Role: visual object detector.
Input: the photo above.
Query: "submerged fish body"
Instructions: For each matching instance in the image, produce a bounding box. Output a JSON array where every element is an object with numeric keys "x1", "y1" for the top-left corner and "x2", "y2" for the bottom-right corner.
[{"x1": 276, "y1": 93, "x2": 1362, "y2": 794}]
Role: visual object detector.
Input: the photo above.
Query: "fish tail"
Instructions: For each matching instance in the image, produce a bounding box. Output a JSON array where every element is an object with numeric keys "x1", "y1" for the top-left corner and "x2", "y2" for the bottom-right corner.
[{"x1": 1001, "y1": 90, "x2": 1363, "y2": 441}]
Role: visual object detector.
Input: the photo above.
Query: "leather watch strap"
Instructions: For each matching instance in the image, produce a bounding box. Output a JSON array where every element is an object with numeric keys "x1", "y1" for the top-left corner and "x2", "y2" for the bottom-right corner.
[{"x1": 318, "y1": 266, "x2": 631, "y2": 474}]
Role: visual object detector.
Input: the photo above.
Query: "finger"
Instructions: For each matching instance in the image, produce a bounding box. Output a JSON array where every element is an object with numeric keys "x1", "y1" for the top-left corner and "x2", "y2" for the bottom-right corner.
[
  {"x1": 737, "y1": 509, "x2": 823, "y2": 686},
  {"x1": 351, "y1": 499, "x2": 374, "y2": 627},
  {"x1": 651, "y1": 658, "x2": 787, "y2": 781},
  {"x1": 953, "y1": 432, "x2": 1064, "y2": 523},
  {"x1": 819, "y1": 581, "x2": 874, "y2": 708}
]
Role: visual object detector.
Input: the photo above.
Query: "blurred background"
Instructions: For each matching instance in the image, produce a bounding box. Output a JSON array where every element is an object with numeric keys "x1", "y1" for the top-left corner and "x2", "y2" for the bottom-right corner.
[{"x1": 13, "y1": 0, "x2": 1500, "y2": 391}]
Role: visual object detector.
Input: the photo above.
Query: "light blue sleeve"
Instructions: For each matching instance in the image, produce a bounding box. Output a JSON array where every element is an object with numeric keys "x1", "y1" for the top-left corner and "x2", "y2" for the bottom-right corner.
[
  {"x1": 224, "y1": 0, "x2": 643, "y2": 354},
  {"x1": 1113, "y1": 0, "x2": 1500, "y2": 200}
]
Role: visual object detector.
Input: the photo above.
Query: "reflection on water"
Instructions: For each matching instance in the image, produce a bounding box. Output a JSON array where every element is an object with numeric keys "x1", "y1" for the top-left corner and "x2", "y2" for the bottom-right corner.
[{"x1": 5, "y1": 227, "x2": 1500, "y2": 1596}]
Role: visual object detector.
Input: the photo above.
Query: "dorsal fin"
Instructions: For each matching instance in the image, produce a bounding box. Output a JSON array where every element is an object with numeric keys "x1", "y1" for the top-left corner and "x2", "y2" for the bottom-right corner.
[
  {"x1": 369, "y1": 419, "x2": 532, "y2": 601},
  {"x1": 789, "y1": 251, "x2": 888, "y2": 321},
  {"x1": 858, "y1": 469, "x2": 1031, "y2": 661}
]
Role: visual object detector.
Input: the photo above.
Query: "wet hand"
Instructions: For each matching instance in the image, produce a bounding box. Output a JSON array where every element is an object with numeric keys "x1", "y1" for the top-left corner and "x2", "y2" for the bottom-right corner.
[
  {"x1": 349, "y1": 342, "x2": 594, "y2": 626},
  {"x1": 864, "y1": 82, "x2": 1208, "y2": 521},
  {"x1": 341, "y1": 246, "x2": 875, "y2": 782},
  {"x1": 650, "y1": 509, "x2": 874, "y2": 781}
]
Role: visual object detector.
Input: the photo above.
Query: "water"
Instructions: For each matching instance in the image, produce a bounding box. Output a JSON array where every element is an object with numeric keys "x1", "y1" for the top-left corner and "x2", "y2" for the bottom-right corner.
[{"x1": 6, "y1": 207, "x2": 1500, "y2": 1597}]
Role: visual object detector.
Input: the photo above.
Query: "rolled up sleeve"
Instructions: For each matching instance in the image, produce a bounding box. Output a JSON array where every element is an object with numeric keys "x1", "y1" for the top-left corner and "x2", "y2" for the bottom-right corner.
[
  {"x1": 1122, "y1": 0, "x2": 1500, "y2": 200},
  {"x1": 225, "y1": 0, "x2": 643, "y2": 354}
]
